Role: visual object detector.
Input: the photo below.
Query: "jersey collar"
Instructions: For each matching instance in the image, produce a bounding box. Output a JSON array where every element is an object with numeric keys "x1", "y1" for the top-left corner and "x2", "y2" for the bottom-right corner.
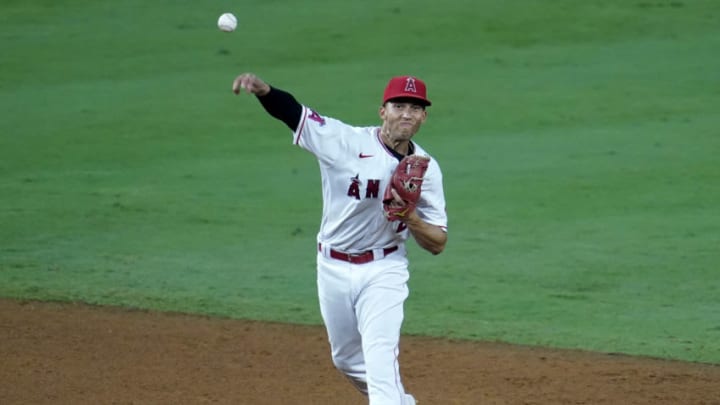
[{"x1": 375, "y1": 128, "x2": 414, "y2": 162}]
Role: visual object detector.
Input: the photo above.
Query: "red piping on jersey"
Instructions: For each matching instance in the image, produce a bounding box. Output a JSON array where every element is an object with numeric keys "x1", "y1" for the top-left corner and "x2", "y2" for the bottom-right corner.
[
  {"x1": 376, "y1": 128, "x2": 415, "y2": 160},
  {"x1": 375, "y1": 128, "x2": 397, "y2": 157},
  {"x1": 293, "y1": 107, "x2": 309, "y2": 145}
]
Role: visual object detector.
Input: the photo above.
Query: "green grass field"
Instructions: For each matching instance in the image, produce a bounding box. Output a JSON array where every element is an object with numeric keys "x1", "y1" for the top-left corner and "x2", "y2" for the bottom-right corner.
[{"x1": 1, "y1": 0, "x2": 719, "y2": 363}]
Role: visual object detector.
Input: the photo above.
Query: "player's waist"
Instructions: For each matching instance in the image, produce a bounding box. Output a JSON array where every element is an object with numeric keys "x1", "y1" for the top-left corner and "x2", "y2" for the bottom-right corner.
[{"x1": 318, "y1": 243, "x2": 399, "y2": 265}]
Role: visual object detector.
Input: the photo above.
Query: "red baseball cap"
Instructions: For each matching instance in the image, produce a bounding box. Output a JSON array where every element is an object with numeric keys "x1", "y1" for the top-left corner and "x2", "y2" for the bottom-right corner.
[{"x1": 382, "y1": 76, "x2": 432, "y2": 107}]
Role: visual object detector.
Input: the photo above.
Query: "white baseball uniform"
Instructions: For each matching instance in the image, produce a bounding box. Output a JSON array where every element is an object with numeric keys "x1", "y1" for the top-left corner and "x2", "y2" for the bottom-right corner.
[{"x1": 292, "y1": 105, "x2": 448, "y2": 405}]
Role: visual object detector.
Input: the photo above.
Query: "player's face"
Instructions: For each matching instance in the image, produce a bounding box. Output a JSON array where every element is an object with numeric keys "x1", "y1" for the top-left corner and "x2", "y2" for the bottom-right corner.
[{"x1": 380, "y1": 101, "x2": 428, "y2": 141}]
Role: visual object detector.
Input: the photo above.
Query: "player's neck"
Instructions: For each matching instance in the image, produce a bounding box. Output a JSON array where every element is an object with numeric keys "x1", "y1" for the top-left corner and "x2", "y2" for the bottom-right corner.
[{"x1": 381, "y1": 129, "x2": 411, "y2": 156}]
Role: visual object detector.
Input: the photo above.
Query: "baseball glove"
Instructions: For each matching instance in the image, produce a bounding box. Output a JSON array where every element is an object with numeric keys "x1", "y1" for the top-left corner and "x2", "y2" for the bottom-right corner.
[{"x1": 382, "y1": 155, "x2": 430, "y2": 221}]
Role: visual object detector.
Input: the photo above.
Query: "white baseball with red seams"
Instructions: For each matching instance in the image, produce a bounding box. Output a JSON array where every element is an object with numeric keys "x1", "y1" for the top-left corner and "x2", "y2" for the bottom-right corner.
[
  {"x1": 292, "y1": 104, "x2": 447, "y2": 404},
  {"x1": 217, "y1": 12, "x2": 237, "y2": 32}
]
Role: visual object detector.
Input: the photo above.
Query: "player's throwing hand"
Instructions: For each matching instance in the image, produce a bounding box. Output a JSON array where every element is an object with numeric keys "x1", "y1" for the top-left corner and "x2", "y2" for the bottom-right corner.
[{"x1": 232, "y1": 73, "x2": 270, "y2": 96}]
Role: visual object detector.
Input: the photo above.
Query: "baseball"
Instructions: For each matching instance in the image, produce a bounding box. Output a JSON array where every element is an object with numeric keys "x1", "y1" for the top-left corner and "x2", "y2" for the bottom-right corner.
[{"x1": 217, "y1": 12, "x2": 237, "y2": 32}]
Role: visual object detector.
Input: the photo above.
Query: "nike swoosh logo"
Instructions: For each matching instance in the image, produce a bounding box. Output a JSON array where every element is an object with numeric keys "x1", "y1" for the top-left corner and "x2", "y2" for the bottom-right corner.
[{"x1": 359, "y1": 153, "x2": 374, "y2": 159}]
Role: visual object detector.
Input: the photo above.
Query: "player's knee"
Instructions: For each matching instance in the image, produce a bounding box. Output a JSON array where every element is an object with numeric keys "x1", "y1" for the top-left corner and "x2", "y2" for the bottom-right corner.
[
  {"x1": 329, "y1": 349, "x2": 356, "y2": 369},
  {"x1": 342, "y1": 373, "x2": 368, "y2": 395},
  {"x1": 331, "y1": 358, "x2": 367, "y2": 392},
  {"x1": 331, "y1": 357, "x2": 354, "y2": 373}
]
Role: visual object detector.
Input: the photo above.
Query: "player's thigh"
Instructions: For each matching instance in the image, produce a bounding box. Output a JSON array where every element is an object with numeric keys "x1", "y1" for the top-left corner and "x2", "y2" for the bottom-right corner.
[
  {"x1": 355, "y1": 261, "x2": 409, "y2": 338},
  {"x1": 316, "y1": 254, "x2": 360, "y2": 344}
]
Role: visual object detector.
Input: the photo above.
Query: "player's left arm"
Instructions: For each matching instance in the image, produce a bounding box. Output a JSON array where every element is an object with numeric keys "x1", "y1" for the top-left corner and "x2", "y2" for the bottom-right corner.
[
  {"x1": 402, "y1": 158, "x2": 448, "y2": 255},
  {"x1": 403, "y1": 212, "x2": 447, "y2": 255}
]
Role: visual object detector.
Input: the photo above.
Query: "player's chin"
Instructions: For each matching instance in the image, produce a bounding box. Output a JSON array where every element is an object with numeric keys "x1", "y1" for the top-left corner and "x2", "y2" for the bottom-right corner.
[{"x1": 397, "y1": 126, "x2": 417, "y2": 137}]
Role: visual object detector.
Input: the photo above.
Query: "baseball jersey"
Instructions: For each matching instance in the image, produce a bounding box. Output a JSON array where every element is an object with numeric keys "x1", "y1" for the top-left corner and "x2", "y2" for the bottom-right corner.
[{"x1": 292, "y1": 105, "x2": 448, "y2": 253}]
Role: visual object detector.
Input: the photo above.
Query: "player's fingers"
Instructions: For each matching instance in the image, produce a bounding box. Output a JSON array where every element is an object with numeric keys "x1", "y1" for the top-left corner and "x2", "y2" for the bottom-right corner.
[
  {"x1": 232, "y1": 74, "x2": 247, "y2": 94},
  {"x1": 244, "y1": 76, "x2": 260, "y2": 94},
  {"x1": 241, "y1": 76, "x2": 252, "y2": 92},
  {"x1": 232, "y1": 73, "x2": 268, "y2": 96},
  {"x1": 248, "y1": 79, "x2": 260, "y2": 94},
  {"x1": 390, "y1": 188, "x2": 405, "y2": 205},
  {"x1": 232, "y1": 73, "x2": 256, "y2": 94},
  {"x1": 238, "y1": 78, "x2": 248, "y2": 93}
]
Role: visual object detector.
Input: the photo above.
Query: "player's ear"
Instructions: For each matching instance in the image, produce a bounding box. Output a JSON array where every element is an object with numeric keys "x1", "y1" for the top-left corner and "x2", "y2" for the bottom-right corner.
[{"x1": 379, "y1": 105, "x2": 387, "y2": 120}]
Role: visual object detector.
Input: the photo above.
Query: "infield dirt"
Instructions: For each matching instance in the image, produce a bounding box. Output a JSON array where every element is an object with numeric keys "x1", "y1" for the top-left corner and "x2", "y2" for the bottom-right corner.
[{"x1": 1, "y1": 299, "x2": 719, "y2": 404}]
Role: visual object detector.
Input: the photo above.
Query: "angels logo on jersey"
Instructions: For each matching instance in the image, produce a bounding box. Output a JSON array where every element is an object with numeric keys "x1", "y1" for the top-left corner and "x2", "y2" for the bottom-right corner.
[
  {"x1": 347, "y1": 174, "x2": 381, "y2": 200},
  {"x1": 347, "y1": 174, "x2": 407, "y2": 233},
  {"x1": 308, "y1": 109, "x2": 326, "y2": 126}
]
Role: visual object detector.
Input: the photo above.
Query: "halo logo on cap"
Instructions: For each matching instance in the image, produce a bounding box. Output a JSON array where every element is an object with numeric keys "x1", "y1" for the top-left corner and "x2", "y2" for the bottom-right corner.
[
  {"x1": 383, "y1": 76, "x2": 431, "y2": 106},
  {"x1": 404, "y1": 77, "x2": 417, "y2": 93}
]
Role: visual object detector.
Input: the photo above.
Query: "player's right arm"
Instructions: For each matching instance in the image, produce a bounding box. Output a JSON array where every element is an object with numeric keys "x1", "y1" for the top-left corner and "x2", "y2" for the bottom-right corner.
[
  {"x1": 232, "y1": 72, "x2": 349, "y2": 165},
  {"x1": 232, "y1": 73, "x2": 302, "y2": 131}
]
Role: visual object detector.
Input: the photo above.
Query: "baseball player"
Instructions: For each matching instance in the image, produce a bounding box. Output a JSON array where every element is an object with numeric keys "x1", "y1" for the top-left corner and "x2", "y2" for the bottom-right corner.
[{"x1": 232, "y1": 73, "x2": 448, "y2": 405}]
